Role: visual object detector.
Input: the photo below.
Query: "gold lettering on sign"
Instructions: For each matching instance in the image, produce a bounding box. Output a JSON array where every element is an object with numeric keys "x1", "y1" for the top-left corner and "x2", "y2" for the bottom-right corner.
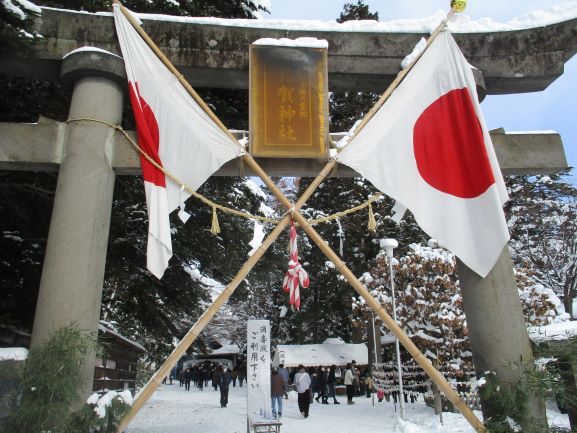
[{"x1": 249, "y1": 44, "x2": 329, "y2": 159}]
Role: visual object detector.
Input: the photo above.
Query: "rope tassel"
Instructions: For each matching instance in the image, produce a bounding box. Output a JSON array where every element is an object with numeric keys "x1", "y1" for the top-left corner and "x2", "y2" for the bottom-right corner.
[
  {"x1": 368, "y1": 203, "x2": 377, "y2": 233},
  {"x1": 282, "y1": 220, "x2": 309, "y2": 310},
  {"x1": 210, "y1": 206, "x2": 221, "y2": 235}
]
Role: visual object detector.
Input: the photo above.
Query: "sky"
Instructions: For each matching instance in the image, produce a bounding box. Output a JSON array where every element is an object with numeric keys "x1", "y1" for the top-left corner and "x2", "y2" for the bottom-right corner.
[{"x1": 264, "y1": 0, "x2": 577, "y2": 184}]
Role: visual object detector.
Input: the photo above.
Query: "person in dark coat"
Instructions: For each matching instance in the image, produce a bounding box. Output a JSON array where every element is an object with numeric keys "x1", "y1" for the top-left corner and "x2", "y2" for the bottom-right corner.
[
  {"x1": 327, "y1": 365, "x2": 340, "y2": 404},
  {"x1": 218, "y1": 366, "x2": 232, "y2": 407},
  {"x1": 184, "y1": 367, "x2": 191, "y2": 391},
  {"x1": 198, "y1": 367, "x2": 205, "y2": 391},
  {"x1": 271, "y1": 368, "x2": 285, "y2": 419},
  {"x1": 238, "y1": 364, "x2": 246, "y2": 387},
  {"x1": 315, "y1": 366, "x2": 328, "y2": 404},
  {"x1": 277, "y1": 364, "x2": 289, "y2": 399},
  {"x1": 212, "y1": 368, "x2": 220, "y2": 391}
]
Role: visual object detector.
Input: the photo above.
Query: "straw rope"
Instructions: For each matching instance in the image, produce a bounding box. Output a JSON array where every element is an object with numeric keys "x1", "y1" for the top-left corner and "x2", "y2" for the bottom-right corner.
[{"x1": 66, "y1": 117, "x2": 384, "y2": 227}]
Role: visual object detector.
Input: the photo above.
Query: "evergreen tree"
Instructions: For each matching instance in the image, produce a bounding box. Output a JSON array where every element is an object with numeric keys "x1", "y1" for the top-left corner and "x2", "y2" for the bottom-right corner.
[
  {"x1": 0, "y1": 0, "x2": 40, "y2": 55},
  {"x1": 331, "y1": 0, "x2": 380, "y2": 132},
  {"x1": 0, "y1": 0, "x2": 279, "y2": 362}
]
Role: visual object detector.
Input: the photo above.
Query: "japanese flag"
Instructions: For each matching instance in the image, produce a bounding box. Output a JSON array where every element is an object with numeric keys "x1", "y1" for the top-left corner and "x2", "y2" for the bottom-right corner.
[
  {"x1": 336, "y1": 31, "x2": 509, "y2": 277},
  {"x1": 114, "y1": 5, "x2": 242, "y2": 278}
]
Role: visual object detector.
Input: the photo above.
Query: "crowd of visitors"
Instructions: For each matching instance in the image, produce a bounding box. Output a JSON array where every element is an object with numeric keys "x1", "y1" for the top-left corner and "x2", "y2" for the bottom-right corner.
[
  {"x1": 268, "y1": 360, "x2": 383, "y2": 420},
  {"x1": 165, "y1": 359, "x2": 384, "y2": 419}
]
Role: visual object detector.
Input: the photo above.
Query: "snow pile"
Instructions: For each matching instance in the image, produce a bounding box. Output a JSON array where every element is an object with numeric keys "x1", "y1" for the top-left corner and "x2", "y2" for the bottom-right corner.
[
  {"x1": 243, "y1": 178, "x2": 267, "y2": 199},
  {"x1": 253, "y1": 37, "x2": 328, "y2": 49},
  {"x1": 528, "y1": 320, "x2": 577, "y2": 343},
  {"x1": 0, "y1": 347, "x2": 28, "y2": 361},
  {"x1": 401, "y1": 37, "x2": 426, "y2": 69},
  {"x1": 62, "y1": 46, "x2": 122, "y2": 59},
  {"x1": 184, "y1": 262, "x2": 225, "y2": 301},
  {"x1": 66, "y1": 2, "x2": 577, "y2": 33},
  {"x1": 87, "y1": 390, "x2": 133, "y2": 418}
]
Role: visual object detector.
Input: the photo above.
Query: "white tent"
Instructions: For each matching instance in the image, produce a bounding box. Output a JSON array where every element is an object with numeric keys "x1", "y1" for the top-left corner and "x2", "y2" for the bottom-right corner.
[{"x1": 272, "y1": 337, "x2": 368, "y2": 367}]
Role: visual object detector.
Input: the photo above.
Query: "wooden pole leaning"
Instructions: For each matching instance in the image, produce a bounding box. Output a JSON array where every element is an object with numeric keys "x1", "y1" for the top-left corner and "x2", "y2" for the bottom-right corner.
[
  {"x1": 241, "y1": 155, "x2": 486, "y2": 433},
  {"x1": 115, "y1": 2, "x2": 483, "y2": 430},
  {"x1": 292, "y1": 213, "x2": 486, "y2": 433},
  {"x1": 117, "y1": 161, "x2": 337, "y2": 432}
]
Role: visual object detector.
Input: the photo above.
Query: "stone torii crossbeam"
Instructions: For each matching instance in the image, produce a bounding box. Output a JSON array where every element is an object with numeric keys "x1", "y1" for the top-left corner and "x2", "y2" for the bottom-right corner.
[{"x1": 0, "y1": 4, "x2": 575, "y2": 432}]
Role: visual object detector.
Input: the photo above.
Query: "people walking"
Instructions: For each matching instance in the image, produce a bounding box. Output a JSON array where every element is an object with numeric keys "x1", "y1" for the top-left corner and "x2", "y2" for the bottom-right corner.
[
  {"x1": 238, "y1": 364, "x2": 246, "y2": 387},
  {"x1": 184, "y1": 367, "x2": 192, "y2": 391},
  {"x1": 315, "y1": 366, "x2": 328, "y2": 404},
  {"x1": 212, "y1": 367, "x2": 220, "y2": 391},
  {"x1": 327, "y1": 365, "x2": 340, "y2": 404},
  {"x1": 294, "y1": 364, "x2": 311, "y2": 418},
  {"x1": 271, "y1": 368, "x2": 285, "y2": 419},
  {"x1": 344, "y1": 363, "x2": 355, "y2": 405},
  {"x1": 231, "y1": 367, "x2": 238, "y2": 387},
  {"x1": 277, "y1": 364, "x2": 289, "y2": 399},
  {"x1": 218, "y1": 366, "x2": 232, "y2": 408},
  {"x1": 198, "y1": 367, "x2": 205, "y2": 391}
]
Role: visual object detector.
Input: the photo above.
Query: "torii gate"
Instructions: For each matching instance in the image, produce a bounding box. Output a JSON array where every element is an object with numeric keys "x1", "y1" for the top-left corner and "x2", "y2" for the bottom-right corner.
[{"x1": 0, "y1": 3, "x2": 574, "y2": 432}]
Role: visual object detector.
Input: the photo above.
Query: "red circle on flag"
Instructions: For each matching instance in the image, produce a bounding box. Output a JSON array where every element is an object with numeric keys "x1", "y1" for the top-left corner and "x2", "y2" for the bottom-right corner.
[
  {"x1": 129, "y1": 82, "x2": 166, "y2": 187},
  {"x1": 413, "y1": 88, "x2": 495, "y2": 198}
]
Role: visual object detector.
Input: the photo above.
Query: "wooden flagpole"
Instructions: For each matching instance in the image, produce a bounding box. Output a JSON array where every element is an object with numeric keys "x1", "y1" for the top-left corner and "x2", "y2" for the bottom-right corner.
[
  {"x1": 117, "y1": 161, "x2": 336, "y2": 432},
  {"x1": 241, "y1": 158, "x2": 487, "y2": 433},
  {"x1": 115, "y1": 3, "x2": 484, "y2": 431}
]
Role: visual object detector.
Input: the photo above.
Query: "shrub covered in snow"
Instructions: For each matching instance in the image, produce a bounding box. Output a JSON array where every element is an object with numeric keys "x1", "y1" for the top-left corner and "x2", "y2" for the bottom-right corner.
[{"x1": 68, "y1": 390, "x2": 132, "y2": 432}]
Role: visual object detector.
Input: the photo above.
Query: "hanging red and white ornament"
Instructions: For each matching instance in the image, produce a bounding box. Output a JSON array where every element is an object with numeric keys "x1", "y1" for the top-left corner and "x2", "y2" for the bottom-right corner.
[{"x1": 282, "y1": 219, "x2": 309, "y2": 310}]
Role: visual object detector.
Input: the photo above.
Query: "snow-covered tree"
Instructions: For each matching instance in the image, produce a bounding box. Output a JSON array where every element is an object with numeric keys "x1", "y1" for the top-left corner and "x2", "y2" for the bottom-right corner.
[
  {"x1": 353, "y1": 242, "x2": 563, "y2": 393},
  {"x1": 0, "y1": 0, "x2": 41, "y2": 54},
  {"x1": 506, "y1": 173, "x2": 577, "y2": 317}
]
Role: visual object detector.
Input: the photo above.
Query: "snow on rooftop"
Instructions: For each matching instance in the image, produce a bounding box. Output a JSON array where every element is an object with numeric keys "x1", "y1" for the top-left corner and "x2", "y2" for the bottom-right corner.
[
  {"x1": 528, "y1": 320, "x2": 577, "y2": 343},
  {"x1": 507, "y1": 130, "x2": 558, "y2": 135},
  {"x1": 210, "y1": 343, "x2": 240, "y2": 355},
  {"x1": 99, "y1": 322, "x2": 146, "y2": 352},
  {"x1": 273, "y1": 341, "x2": 368, "y2": 367},
  {"x1": 0, "y1": 347, "x2": 28, "y2": 361},
  {"x1": 253, "y1": 37, "x2": 328, "y2": 49},
  {"x1": 43, "y1": 2, "x2": 577, "y2": 34}
]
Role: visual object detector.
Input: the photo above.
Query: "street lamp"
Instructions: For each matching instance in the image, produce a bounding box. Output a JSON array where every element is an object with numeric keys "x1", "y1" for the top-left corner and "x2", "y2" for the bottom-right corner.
[{"x1": 379, "y1": 238, "x2": 405, "y2": 420}]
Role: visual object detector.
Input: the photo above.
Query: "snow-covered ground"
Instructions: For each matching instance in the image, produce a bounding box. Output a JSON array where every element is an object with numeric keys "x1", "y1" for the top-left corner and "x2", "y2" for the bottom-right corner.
[{"x1": 125, "y1": 383, "x2": 570, "y2": 433}]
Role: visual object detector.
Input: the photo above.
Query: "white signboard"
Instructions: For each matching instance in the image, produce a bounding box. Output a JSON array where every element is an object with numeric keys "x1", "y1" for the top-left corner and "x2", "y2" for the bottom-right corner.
[{"x1": 247, "y1": 320, "x2": 271, "y2": 419}]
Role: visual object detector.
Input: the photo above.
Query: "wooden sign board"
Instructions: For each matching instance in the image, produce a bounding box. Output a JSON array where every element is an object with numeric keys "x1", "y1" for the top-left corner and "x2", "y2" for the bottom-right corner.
[{"x1": 249, "y1": 44, "x2": 329, "y2": 159}]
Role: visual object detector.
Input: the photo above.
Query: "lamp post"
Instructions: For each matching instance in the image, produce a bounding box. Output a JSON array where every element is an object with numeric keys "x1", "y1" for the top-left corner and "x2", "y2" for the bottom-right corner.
[{"x1": 380, "y1": 238, "x2": 405, "y2": 420}]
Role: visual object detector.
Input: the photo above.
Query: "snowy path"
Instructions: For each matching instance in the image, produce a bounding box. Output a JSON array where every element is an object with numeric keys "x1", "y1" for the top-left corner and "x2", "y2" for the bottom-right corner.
[
  {"x1": 125, "y1": 383, "x2": 571, "y2": 433},
  {"x1": 125, "y1": 383, "x2": 483, "y2": 433}
]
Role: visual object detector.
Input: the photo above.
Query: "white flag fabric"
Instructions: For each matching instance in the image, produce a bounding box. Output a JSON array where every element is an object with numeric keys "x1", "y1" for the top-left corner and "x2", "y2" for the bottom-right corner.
[
  {"x1": 336, "y1": 31, "x2": 509, "y2": 277},
  {"x1": 113, "y1": 5, "x2": 242, "y2": 278}
]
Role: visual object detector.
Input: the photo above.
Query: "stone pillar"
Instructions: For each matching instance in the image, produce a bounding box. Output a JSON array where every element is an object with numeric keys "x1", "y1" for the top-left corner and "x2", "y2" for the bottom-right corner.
[
  {"x1": 31, "y1": 50, "x2": 125, "y2": 400},
  {"x1": 458, "y1": 247, "x2": 548, "y2": 431}
]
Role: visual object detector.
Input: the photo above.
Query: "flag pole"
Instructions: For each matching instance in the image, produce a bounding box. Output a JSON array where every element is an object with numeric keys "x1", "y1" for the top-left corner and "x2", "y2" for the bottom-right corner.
[
  {"x1": 113, "y1": 2, "x2": 483, "y2": 430},
  {"x1": 117, "y1": 161, "x2": 336, "y2": 432},
  {"x1": 288, "y1": 207, "x2": 486, "y2": 432}
]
